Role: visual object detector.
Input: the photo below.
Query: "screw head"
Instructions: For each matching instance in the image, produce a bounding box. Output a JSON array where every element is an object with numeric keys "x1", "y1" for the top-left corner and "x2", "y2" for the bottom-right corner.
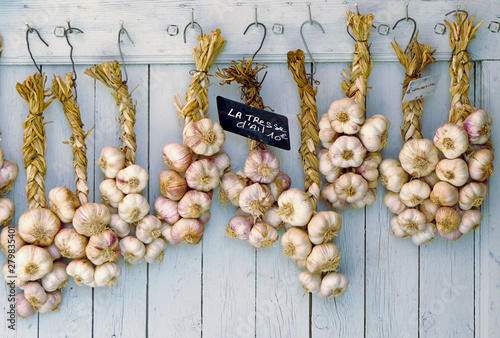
[
  {"x1": 54, "y1": 26, "x2": 66, "y2": 37},
  {"x1": 434, "y1": 23, "x2": 446, "y2": 35},
  {"x1": 166, "y1": 25, "x2": 179, "y2": 36},
  {"x1": 377, "y1": 24, "x2": 390, "y2": 36},
  {"x1": 488, "y1": 21, "x2": 500, "y2": 33},
  {"x1": 272, "y1": 24, "x2": 284, "y2": 34}
]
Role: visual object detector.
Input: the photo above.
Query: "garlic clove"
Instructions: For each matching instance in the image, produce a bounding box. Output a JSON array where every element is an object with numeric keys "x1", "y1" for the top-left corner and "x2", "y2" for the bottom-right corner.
[
  {"x1": 41, "y1": 261, "x2": 68, "y2": 292},
  {"x1": 243, "y1": 150, "x2": 281, "y2": 184},
  {"x1": 1, "y1": 225, "x2": 25, "y2": 254},
  {"x1": 171, "y1": 218, "x2": 204, "y2": 244},
  {"x1": 397, "y1": 209, "x2": 426, "y2": 235},
  {"x1": 66, "y1": 259, "x2": 94, "y2": 286},
  {"x1": 100, "y1": 179, "x2": 125, "y2": 208},
  {"x1": 327, "y1": 97, "x2": 365, "y2": 135},
  {"x1": 379, "y1": 159, "x2": 408, "y2": 193},
  {"x1": 183, "y1": 118, "x2": 225, "y2": 156},
  {"x1": 319, "y1": 149, "x2": 342, "y2": 183},
  {"x1": 99, "y1": 146, "x2": 125, "y2": 179},
  {"x1": 298, "y1": 271, "x2": 322, "y2": 293},
  {"x1": 162, "y1": 143, "x2": 193, "y2": 173},
  {"x1": 154, "y1": 196, "x2": 180, "y2": 225},
  {"x1": 463, "y1": 109, "x2": 492, "y2": 145},
  {"x1": 73, "y1": 203, "x2": 111, "y2": 237},
  {"x1": 412, "y1": 223, "x2": 437, "y2": 246},
  {"x1": 178, "y1": 190, "x2": 212, "y2": 219},
  {"x1": 435, "y1": 207, "x2": 461, "y2": 234},
  {"x1": 109, "y1": 214, "x2": 131, "y2": 238},
  {"x1": 430, "y1": 181, "x2": 459, "y2": 207},
  {"x1": 136, "y1": 215, "x2": 163, "y2": 244},
  {"x1": 94, "y1": 262, "x2": 122, "y2": 287},
  {"x1": 458, "y1": 182, "x2": 488, "y2": 210},
  {"x1": 54, "y1": 228, "x2": 88, "y2": 259},
  {"x1": 145, "y1": 238, "x2": 167, "y2": 263},
  {"x1": 220, "y1": 172, "x2": 249, "y2": 206},
  {"x1": 458, "y1": 209, "x2": 482, "y2": 234},
  {"x1": 399, "y1": 139, "x2": 439, "y2": 177},
  {"x1": 225, "y1": 216, "x2": 254, "y2": 240},
  {"x1": 434, "y1": 123, "x2": 469, "y2": 159},
  {"x1": 358, "y1": 114, "x2": 391, "y2": 152},
  {"x1": 435, "y1": 159, "x2": 469, "y2": 187},
  {"x1": 118, "y1": 194, "x2": 150, "y2": 224},
  {"x1": 308, "y1": 211, "x2": 342, "y2": 245},
  {"x1": 239, "y1": 183, "x2": 274, "y2": 217},
  {"x1": 116, "y1": 164, "x2": 149, "y2": 194},
  {"x1": 399, "y1": 180, "x2": 431, "y2": 207},
  {"x1": 383, "y1": 192, "x2": 406, "y2": 215},
  {"x1": 281, "y1": 227, "x2": 312, "y2": 260},
  {"x1": 329, "y1": 136, "x2": 366, "y2": 168},
  {"x1": 185, "y1": 159, "x2": 221, "y2": 192},
  {"x1": 161, "y1": 223, "x2": 182, "y2": 246},
  {"x1": 86, "y1": 230, "x2": 121, "y2": 265},
  {"x1": 306, "y1": 243, "x2": 342, "y2": 274},
  {"x1": 390, "y1": 216, "x2": 409, "y2": 238},
  {"x1": 19, "y1": 208, "x2": 61, "y2": 247},
  {"x1": 248, "y1": 222, "x2": 279, "y2": 248},
  {"x1": 15, "y1": 292, "x2": 38, "y2": 318},
  {"x1": 0, "y1": 160, "x2": 19, "y2": 193},
  {"x1": 277, "y1": 188, "x2": 314, "y2": 226},
  {"x1": 159, "y1": 169, "x2": 188, "y2": 201},
  {"x1": 120, "y1": 236, "x2": 146, "y2": 264},
  {"x1": 320, "y1": 272, "x2": 349, "y2": 298},
  {"x1": 334, "y1": 173, "x2": 368, "y2": 203},
  {"x1": 0, "y1": 197, "x2": 15, "y2": 226},
  {"x1": 468, "y1": 149, "x2": 494, "y2": 181},
  {"x1": 48, "y1": 187, "x2": 81, "y2": 223}
]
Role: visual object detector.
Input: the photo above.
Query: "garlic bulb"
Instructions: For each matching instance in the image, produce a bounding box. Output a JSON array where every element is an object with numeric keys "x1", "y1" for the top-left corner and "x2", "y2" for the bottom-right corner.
[
  {"x1": 178, "y1": 190, "x2": 212, "y2": 219},
  {"x1": 19, "y1": 208, "x2": 61, "y2": 247},
  {"x1": 118, "y1": 194, "x2": 150, "y2": 223},
  {"x1": 15, "y1": 292, "x2": 37, "y2": 318},
  {"x1": 268, "y1": 171, "x2": 292, "y2": 202},
  {"x1": 171, "y1": 218, "x2": 204, "y2": 244},
  {"x1": 319, "y1": 149, "x2": 342, "y2": 183},
  {"x1": 66, "y1": 259, "x2": 94, "y2": 286},
  {"x1": 468, "y1": 149, "x2": 494, "y2": 181},
  {"x1": 320, "y1": 272, "x2": 349, "y2": 298},
  {"x1": 3, "y1": 262, "x2": 27, "y2": 288},
  {"x1": 434, "y1": 123, "x2": 469, "y2": 159},
  {"x1": 390, "y1": 216, "x2": 409, "y2": 238},
  {"x1": 54, "y1": 228, "x2": 88, "y2": 259},
  {"x1": 356, "y1": 152, "x2": 382, "y2": 182},
  {"x1": 38, "y1": 290, "x2": 63, "y2": 313},
  {"x1": 435, "y1": 207, "x2": 461, "y2": 234},
  {"x1": 185, "y1": 159, "x2": 220, "y2": 192},
  {"x1": 0, "y1": 160, "x2": 18, "y2": 191},
  {"x1": 120, "y1": 236, "x2": 146, "y2": 264},
  {"x1": 161, "y1": 223, "x2": 182, "y2": 246},
  {"x1": 145, "y1": 238, "x2": 166, "y2": 263},
  {"x1": 225, "y1": 216, "x2": 253, "y2": 240},
  {"x1": 430, "y1": 182, "x2": 459, "y2": 207},
  {"x1": 327, "y1": 97, "x2": 365, "y2": 134},
  {"x1": 308, "y1": 211, "x2": 342, "y2": 245},
  {"x1": 220, "y1": 172, "x2": 249, "y2": 206},
  {"x1": 0, "y1": 197, "x2": 15, "y2": 225},
  {"x1": 319, "y1": 113, "x2": 339, "y2": 148},
  {"x1": 154, "y1": 196, "x2": 180, "y2": 225},
  {"x1": 16, "y1": 245, "x2": 53, "y2": 281},
  {"x1": 435, "y1": 159, "x2": 469, "y2": 187},
  {"x1": 397, "y1": 209, "x2": 426, "y2": 235},
  {"x1": 208, "y1": 150, "x2": 231, "y2": 176},
  {"x1": 458, "y1": 182, "x2": 488, "y2": 210},
  {"x1": 383, "y1": 192, "x2": 406, "y2": 215},
  {"x1": 320, "y1": 183, "x2": 348, "y2": 210},
  {"x1": 399, "y1": 180, "x2": 431, "y2": 207},
  {"x1": 306, "y1": 243, "x2": 342, "y2": 274},
  {"x1": 379, "y1": 159, "x2": 409, "y2": 193},
  {"x1": 116, "y1": 164, "x2": 149, "y2": 194},
  {"x1": 47, "y1": 187, "x2": 80, "y2": 223},
  {"x1": 136, "y1": 215, "x2": 162, "y2": 244},
  {"x1": 463, "y1": 109, "x2": 492, "y2": 145},
  {"x1": 458, "y1": 209, "x2": 482, "y2": 234},
  {"x1": 438, "y1": 227, "x2": 462, "y2": 241},
  {"x1": 281, "y1": 227, "x2": 312, "y2": 260},
  {"x1": 94, "y1": 262, "x2": 122, "y2": 287},
  {"x1": 199, "y1": 209, "x2": 211, "y2": 224},
  {"x1": 41, "y1": 261, "x2": 68, "y2": 292},
  {"x1": 295, "y1": 259, "x2": 307, "y2": 269},
  {"x1": 351, "y1": 187, "x2": 377, "y2": 208},
  {"x1": 418, "y1": 199, "x2": 440, "y2": 222},
  {"x1": 358, "y1": 114, "x2": 391, "y2": 152},
  {"x1": 243, "y1": 150, "x2": 280, "y2": 184},
  {"x1": 109, "y1": 214, "x2": 131, "y2": 238},
  {"x1": 46, "y1": 243, "x2": 61, "y2": 260},
  {"x1": 399, "y1": 139, "x2": 439, "y2": 177},
  {"x1": 421, "y1": 171, "x2": 440, "y2": 189},
  {"x1": 412, "y1": 223, "x2": 437, "y2": 246},
  {"x1": 248, "y1": 222, "x2": 279, "y2": 248},
  {"x1": 100, "y1": 179, "x2": 125, "y2": 208},
  {"x1": 86, "y1": 230, "x2": 121, "y2": 265},
  {"x1": 334, "y1": 173, "x2": 368, "y2": 203},
  {"x1": 239, "y1": 183, "x2": 274, "y2": 217},
  {"x1": 1, "y1": 226, "x2": 25, "y2": 254},
  {"x1": 277, "y1": 188, "x2": 313, "y2": 226},
  {"x1": 24, "y1": 281, "x2": 48, "y2": 308},
  {"x1": 162, "y1": 143, "x2": 193, "y2": 173},
  {"x1": 159, "y1": 169, "x2": 187, "y2": 201},
  {"x1": 73, "y1": 203, "x2": 111, "y2": 237},
  {"x1": 298, "y1": 271, "x2": 322, "y2": 293},
  {"x1": 183, "y1": 118, "x2": 225, "y2": 156},
  {"x1": 329, "y1": 136, "x2": 366, "y2": 168},
  {"x1": 99, "y1": 146, "x2": 125, "y2": 178},
  {"x1": 262, "y1": 206, "x2": 283, "y2": 229}
]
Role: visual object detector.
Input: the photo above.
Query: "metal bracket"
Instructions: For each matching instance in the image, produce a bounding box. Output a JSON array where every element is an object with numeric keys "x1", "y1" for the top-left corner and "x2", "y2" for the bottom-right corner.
[
  {"x1": 272, "y1": 24, "x2": 284, "y2": 34},
  {"x1": 166, "y1": 25, "x2": 179, "y2": 36}
]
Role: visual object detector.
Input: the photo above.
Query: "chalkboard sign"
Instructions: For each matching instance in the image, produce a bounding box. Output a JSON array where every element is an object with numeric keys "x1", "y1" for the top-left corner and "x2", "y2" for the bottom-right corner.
[{"x1": 216, "y1": 96, "x2": 291, "y2": 151}]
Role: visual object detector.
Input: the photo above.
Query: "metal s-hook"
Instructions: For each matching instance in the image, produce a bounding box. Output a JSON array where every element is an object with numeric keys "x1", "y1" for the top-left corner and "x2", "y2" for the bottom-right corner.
[
  {"x1": 243, "y1": 5, "x2": 267, "y2": 61},
  {"x1": 118, "y1": 20, "x2": 134, "y2": 83},
  {"x1": 300, "y1": 2, "x2": 325, "y2": 84},
  {"x1": 392, "y1": 3, "x2": 417, "y2": 53},
  {"x1": 347, "y1": 3, "x2": 360, "y2": 41},
  {"x1": 25, "y1": 22, "x2": 49, "y2": 74},
  {"x1": 64, "y1": 20, "x2": 83, "y2": 99},
  {"x1": 183, "y1": 8, "x2": 203, "y2": 43},
  {"x1": 445, "y1": 5, "x2": 469, "y2": 40}
]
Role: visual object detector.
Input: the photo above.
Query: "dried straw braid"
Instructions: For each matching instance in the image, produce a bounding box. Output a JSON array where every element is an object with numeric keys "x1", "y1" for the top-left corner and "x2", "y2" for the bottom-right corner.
[
  {"x1": 16, "y1": 72, "x2": 54, "y2": 209},
  {"x1": 216, "y1": 58, "x2": 268, "y2": 153},
  {"x1": 445, "y1": 14, "x2": 483, "y2": 125},
  {"x1": 287, "y1": 50, "x2": 320, "y2": 209},
  {"x1": 174, "y1": 29, "x2": 226, "y2": 125},
  {"x1": 51, "y1": 73, "x2": 90, "y2": 204},
  {"x1": 391, "y1": 33, "x2": 436, "y2": 142},
  {"x1": 341, "y1": 10, "x2": 374, "y2": 112},
  {"x1": 84, "y1": 60, "x2": 137, "y2": 166}
]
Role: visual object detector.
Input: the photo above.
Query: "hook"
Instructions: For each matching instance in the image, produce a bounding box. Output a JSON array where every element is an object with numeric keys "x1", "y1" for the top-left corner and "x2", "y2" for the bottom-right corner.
[
  {"x1": 243, "y1": 5, "x2": 267, "y2": 61},
  {"x1": 300, "y1": 2, "x2": 325, "y2": 84},
  {"x1": 64, "y1": 20, "x2": 83, "y2": 99},
  {"x1": 392, "y1": 3, "x2": 417, "y2": 53},
  {"x1": 25, "y1": 22, "x2": 49, "y2": 74},
  {"x1": 445, "y1": 5, "x2": 468, "y2": 40},
  {"x1": 118, "y1": 20, "x2": 134, "y2": 83},
  {"x1": 183, "y1": 8, "x2": 203, "y2": 43},
  {"x1": 347, "y1": 3, "x2": 360, "y2": 41}
]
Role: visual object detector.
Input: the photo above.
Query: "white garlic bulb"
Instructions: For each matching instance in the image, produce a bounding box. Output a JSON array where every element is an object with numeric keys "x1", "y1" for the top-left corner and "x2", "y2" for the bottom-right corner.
[
  {"x1": 281, "y1": 227, "x2": 312, "y2": 260},
  {"x1": 399, "y1": 180, "x2": 431, "y2": 207},
  {"x1": 430, "y1": 181, "x2": 459, "y2": 207},
  {"x1": 435, "y1": 159, "x2": 469, "y2": 187},
  {"x1": 458, "y1": 182, "x2": 488, "y2": 210},
  {"x1": 99, "y1": 146, "x2": 125, "y2": 179},
  {"x1": 350, "y1": 187, "x2": 375, "y2": 209},
  {"x1": 208, "y1": 150, "x2": 231, "y2": 176},
  {"x1": 248, "y1": 222, "x2": 279, "y2": 248},
  {"x1": 334, "y1": 173, "x2": 368, "y2": 203},
  {"x1": 73, "y1": 203, "x2": 111, "y2": 237},
  {"x1": 434, "y1": 123, "x2": 469, "y2": 159},
  {"x1": 66, "y1": 259, "x2": 94, "y2": 286},
  {"x1": 38, "y1": 290, "x2": 63, "y2": 313},
  {"x1": 159, "y1": 169, "x2": 187, "y2": 201},
  {"x1": 94, "y1": 262, "x2": 122, "y2": 287},
  {"x1": 329, "y1": 136, "x2": 366, "y2": 168},
  {"x1": 220, "y1": 172, "x2": 249, "y2": 206},
  {"x1": 1, "y1": 225, "x2": 25, "y2": 254},
  {"x1": 358, "y1": 114, "x2": 391, "y2": 152},
  {"x1": 306, "y1": 243, "x2": 342, "y2": 274},
  {"x1": 383, "y1": 192, "x2": 406, "y2": 215},
  {"x1": 243, "y1": 150, "x2": 280, "y2": 184},
  {"x1": 468, "y1": 149, "x2": 494, "y2": 181},
  {"x1": 379, "y1": 159, "x2": 409, "y2": 193},
  {"x1": 0, "y1": 160, "x2": 18, "y2": 192},
  {"x1": 161, "y1": 223, "x2": 182, "y2": 246},
  {"x1": 355, "y1": 152, "x2": 382, "y2": 182},
  {"x1": 54, "y1": 228, "x2": 88, "y2": 259},
  {"x1": 86, "y1": 230, "x2": 121, "y2": 265},
  {"x1": 320, "y1": 272, "x2": 349, "y2": 298},
  {"x1": 120, "y1": 236, "x2": 146, "y2": 264},
  {"x1": 390, "y1": 216, "x2": 409, "y2": 238},
  {"x1": 421, "y1": 171, "x2": 440, "y2": 189},
  {"x1": 145, "y1": 238, "x2": 166, "y2": 263},
  {"x1": 298, "y1": 271, "x2": 322, "y2": 293},
  {"x1": 399, "y1": 139, "x2": 439, "y2": 177},
  {"x1": 262, "y1": 206, "x2": 283, "y2": 229},
  {"x1": 116, "y1": 164, "x2": 149, "y2": 194},
  {"x1": 185, "y1": 159, "x2": 220, "y2": 192},
  {"x1": 183, "y1": 118, "x2": 225, "y2": 156},
  {"x1": 239, "y1": 183, "x2": 274, "y2": 217},
  {"x1": 109, "y1": 214, "x2": 131, "y2": 238},
  {"x1": 15, "y1": 292, "x2": 37, "y2": 318},
  {"x1": 118, "y1": 194, "x2": 150, "y2": 224},
  {"x1": 136, "y1": 215, "x2": 162, "y2": 244},
  {"x1": 171, "y1": 218, "x2": 204, "y2": 244},
  {"x1": 154, "y1": 196, "x2": 180, "y2": 225},
  {"x1": 463, "y1": 109, "x2": 492, "y2": 145},
  {"x1": 418, "y1": 199, "x2": 440, "y2": 222},
  {"x1": 162, "y1": 143, "x2": 193, "y2": 173},
  {"x1": 267, "y1": 171, "x2": 292, "y2": 202},
  {"x1": 19, "y1": 208, "x2": 61, "y2": 247},
  {"x1": 48, "y1": 187, "x2": 81, "y2": 223},
  {"x1": 307, "y1": 211, "x2": 342, "y2": 245},
  {"x1": 319, "y1": 113, "x2": 339, "y2": 148},
  {"x1": 277, "y1": 188, "x2": 313, "y2": 226},
  {"x1": 412, "y1": 223, "x2": 437, "y2": 246},
  {"x1": 0, "y1": 197, "x2": 15, "y2": 226},
  {"x1": 320, "y1": 183, "x2": 348, "y2": 210},
  {"x1": 327, "y1": 97, "x2": 365, "y2": 134},
  {"x1": 24, "y1": 281, "x2": 48, "y2": 308},
  {"x1": 437, "y1": 227, "x2": 462, "y2": 241},
  {"x1": 46, "y1": 243, "x2": 61, "y2": 260},
  {"x1": 435, "y1": 207, "x2": 461, "y2": 234},
  {"x1": 178, "y1": 190, "x2": 212, "y2": 219},
  {"x1": 100, "y1": 179, "x2": 125, "y2": 208},
  {"x1": 458, "y1": 209, "x2": 482, "y2": 234},
  {"x1": 16, "y1": 245, "x2": 53, "y2": 281},
  {"x1": 225, "y1": 216, "x2": 254, "y2": 240},
  {"x1": 397, "y1": 209, "x2": 426, "y2": 235},
  {"x1": 41, "y1": 261, "x2": 68, "y2": 292},
  {"x1": 319, "y1": 149, "x2": 342, "y2": 183}
]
